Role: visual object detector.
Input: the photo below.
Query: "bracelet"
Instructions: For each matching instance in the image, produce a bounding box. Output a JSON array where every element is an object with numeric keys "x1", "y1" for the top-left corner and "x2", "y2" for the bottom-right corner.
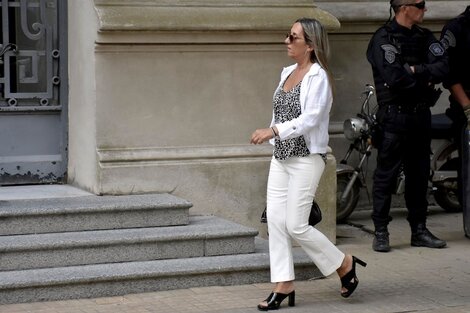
[
  {"x1": 271, "y1": 127, "x2": 279, "y2": 138},
  {"x1": 270, "y1": 127, "x2": 276, "y2": 138}
]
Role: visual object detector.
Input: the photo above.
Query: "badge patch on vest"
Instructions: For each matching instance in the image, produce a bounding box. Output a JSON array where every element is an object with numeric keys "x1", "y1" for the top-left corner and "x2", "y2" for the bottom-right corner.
[
  {"x1": 441, "y1": 30, "x2": 456, "y2": 50},
  {"x1": 381, "y1": 44, "x2": 398, "y2": 64},
  {"x1": 429, "y1": 42, "x2": 445, "y2": 56}
]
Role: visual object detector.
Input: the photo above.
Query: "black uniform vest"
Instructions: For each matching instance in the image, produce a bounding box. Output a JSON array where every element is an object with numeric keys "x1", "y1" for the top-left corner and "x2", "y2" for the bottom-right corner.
[{"x1": 374, "y1": 23, "x2": 430, "y2": 106}]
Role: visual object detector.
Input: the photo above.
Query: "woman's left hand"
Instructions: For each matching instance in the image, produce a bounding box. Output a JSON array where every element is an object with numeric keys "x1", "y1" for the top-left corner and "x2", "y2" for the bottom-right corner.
[{"x1": 250, "y1": 128, "x2": 274, "y2": 145}]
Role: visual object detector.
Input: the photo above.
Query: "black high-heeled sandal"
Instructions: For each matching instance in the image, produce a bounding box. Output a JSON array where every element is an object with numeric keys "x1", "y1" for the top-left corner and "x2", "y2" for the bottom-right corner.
[
  {"x1": 340, "y1": 256, "x2": 367, "y2": 298},
  {"x1": 257, "y1": 291, "x2": 295, "y2": 311}
]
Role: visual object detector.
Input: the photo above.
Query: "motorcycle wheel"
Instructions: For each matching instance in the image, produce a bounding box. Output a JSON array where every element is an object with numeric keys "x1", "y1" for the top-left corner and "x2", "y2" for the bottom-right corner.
[
  {"x1": 336, "y1": 172, "x2": 360, "y2": 223},
  {"x1": 433, "y1": 158, "x2": 462, "y2": 213}
]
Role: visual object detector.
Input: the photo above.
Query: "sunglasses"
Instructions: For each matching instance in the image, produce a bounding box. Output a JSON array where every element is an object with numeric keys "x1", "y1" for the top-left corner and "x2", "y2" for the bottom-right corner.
[
  {"x1": 403, "y1": 1, "x2": 426, "y2": 9},
  {"x1": 286, "y1": 33, "x2": 305, "y2": 43}
]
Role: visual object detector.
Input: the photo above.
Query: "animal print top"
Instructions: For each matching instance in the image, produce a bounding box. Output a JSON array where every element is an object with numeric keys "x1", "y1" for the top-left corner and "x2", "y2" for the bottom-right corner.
[{"x1": 273, "y1": 82, "x2": 310, "y2": 160}]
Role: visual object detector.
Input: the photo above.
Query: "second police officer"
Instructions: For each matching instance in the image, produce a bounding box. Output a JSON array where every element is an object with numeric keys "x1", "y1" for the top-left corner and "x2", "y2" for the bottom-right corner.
[
  {"x1": 440, "y1": 6, "x2": 470, "y2": 237},
  {"x1": 366, "y1": 0, "x2": 448, "y2": 252}
]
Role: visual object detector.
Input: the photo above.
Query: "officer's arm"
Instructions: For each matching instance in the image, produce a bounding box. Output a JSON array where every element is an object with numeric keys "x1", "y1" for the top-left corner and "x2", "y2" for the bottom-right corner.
[
  {"x1": 441, "y1": 21, "x2": 463, "y2": 89},
  {"x1": 449, "y1": 84, "x2": 470, "y2": 108},
  {"x1": 412, "y1": 33, "x2": 449, "y2": 84}
]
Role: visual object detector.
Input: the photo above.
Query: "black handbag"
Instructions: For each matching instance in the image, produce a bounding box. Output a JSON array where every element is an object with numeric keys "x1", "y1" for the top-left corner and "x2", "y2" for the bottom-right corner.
[
  {"x1": 260, "y1": 199, "x2": 322, "y2": 226},
  {"x1": 308, "y1": 200, "x2": 322, "y2": 226}
]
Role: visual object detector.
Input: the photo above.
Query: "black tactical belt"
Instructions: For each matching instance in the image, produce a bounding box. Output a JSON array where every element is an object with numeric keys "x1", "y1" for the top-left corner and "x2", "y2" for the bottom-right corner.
[{"x1": 385, "y1": 103, "x2": 429, "y2": 114}]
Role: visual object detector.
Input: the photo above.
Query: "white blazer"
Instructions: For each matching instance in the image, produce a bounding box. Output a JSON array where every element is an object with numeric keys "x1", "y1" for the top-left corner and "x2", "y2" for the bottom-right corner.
[{"x1": 269, "y1": 62, "x2": 333, "y2": 154}]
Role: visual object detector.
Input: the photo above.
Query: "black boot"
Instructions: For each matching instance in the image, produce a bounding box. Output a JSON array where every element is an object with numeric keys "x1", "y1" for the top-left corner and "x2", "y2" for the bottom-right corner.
[
  {"x1": 373, "y1": 227, "x2": 390, "y2": 252},
  {"x1": 411, "y1": 224, "x2": 447, "y2": 248}
]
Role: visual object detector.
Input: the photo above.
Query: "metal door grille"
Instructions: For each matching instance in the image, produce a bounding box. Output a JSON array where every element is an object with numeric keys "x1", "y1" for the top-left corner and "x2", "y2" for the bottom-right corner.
[
  {"x1": 0, "y1": 0, "x2": 67, "y2": 184},
  {"x1": 1, "y1": 0, "x2": 62, "y2": 110}
]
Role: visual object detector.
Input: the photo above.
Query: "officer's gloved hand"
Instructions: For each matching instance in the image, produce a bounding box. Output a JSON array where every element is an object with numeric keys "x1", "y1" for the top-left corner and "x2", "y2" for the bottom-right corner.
[{"x1": 464, "y1": 104, "x2": 470, "y2": 126}]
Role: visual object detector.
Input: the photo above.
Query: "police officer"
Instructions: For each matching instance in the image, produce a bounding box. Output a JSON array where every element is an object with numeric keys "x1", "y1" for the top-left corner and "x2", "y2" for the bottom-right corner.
[
  {"x1": 366, "y1": 0, "x2": 448, "y2": 252},
  {"x1": 440, "y1": 6, "x2": 470, "y2": 232}
]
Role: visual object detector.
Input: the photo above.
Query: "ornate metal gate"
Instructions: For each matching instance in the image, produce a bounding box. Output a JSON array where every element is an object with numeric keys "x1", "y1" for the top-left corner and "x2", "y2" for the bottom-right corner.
[{"x1": 0, "y1": 0, "x2": 67, "y2": 184}]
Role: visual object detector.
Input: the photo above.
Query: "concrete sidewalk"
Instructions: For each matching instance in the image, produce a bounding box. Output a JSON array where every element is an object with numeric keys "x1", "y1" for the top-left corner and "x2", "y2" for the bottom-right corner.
[{"x1": 1, "y1": 205, "x2": 469, "y2": 313}]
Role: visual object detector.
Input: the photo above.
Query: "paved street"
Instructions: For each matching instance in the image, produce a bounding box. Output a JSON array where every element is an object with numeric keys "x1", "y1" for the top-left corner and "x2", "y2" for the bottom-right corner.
[{"x1": 1, "y1": 204, "x2": 469, "y2": 313}]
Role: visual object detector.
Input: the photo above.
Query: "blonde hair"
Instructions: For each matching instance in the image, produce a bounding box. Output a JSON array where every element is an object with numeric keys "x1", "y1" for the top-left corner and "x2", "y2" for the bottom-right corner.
[{"x1": 296, "y1": 18, "x2": 335, "y2": 97}]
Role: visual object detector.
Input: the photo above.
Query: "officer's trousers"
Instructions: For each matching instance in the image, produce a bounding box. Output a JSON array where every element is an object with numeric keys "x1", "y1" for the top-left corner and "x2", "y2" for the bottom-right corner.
[
  {"x1": 446, "y1": 101, "x2": 467, "y2": 206},
  {"x1": 372, "y1": 107, "x2": 431, "y2": 230},
  {"x1": 266, "y1": 155, "x2": 344, "y2": 283}
]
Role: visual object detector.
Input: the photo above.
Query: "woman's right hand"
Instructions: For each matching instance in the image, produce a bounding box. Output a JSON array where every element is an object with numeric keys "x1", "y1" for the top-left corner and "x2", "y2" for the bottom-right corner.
[{"x1": 250, "y1": 128, "x2": 274, "y2": 145}]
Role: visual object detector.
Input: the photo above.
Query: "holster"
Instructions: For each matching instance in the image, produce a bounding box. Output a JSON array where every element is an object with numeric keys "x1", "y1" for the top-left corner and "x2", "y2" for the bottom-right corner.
[
  {"x1": 425, "y1": 87, "x2": 442, "y2": 108},
  {"x1": 370, "y1": 122, "x2": 384, "y2": 148}
]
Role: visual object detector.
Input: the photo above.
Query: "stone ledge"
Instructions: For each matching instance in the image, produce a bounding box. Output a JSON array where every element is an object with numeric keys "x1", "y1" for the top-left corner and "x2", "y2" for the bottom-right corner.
[
  {"x1": 94, "y1": 0, "x2": 340, "y2": 32},
  {"x1": 97, "y1": 144, "x2": 273, "y2": 164}
]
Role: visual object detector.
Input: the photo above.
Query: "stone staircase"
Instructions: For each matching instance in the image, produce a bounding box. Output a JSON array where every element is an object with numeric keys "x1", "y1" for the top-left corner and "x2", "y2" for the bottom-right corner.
[{"x1": 0, "y1": 193, "x2": 320, "y2": 304}]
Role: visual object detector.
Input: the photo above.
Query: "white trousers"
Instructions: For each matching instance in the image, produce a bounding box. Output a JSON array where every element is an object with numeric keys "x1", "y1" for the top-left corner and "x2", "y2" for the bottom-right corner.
[{"x1": 267, "y1": 154, "x2": 345, "y2": 282}]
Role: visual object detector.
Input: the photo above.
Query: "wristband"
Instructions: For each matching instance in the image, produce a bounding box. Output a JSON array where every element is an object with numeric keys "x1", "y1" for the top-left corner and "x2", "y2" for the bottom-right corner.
[{"x1": 270, "y1": 127, "x2": 276, "y2": 138}]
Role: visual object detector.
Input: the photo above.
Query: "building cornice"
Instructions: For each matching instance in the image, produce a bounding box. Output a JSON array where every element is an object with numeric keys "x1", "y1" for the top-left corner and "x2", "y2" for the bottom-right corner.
[{"x1": 93, "y1": 0, "x2": 340, "y2": 32}]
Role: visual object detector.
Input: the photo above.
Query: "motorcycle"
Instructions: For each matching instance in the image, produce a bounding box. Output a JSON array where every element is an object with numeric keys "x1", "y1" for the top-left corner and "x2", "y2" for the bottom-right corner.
[{"x1": 336, "y1": 84, "x2": 461, "y2": 223}]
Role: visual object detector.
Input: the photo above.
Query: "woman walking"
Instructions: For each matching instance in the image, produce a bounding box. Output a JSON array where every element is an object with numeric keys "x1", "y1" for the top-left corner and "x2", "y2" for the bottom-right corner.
[{"x1": 250, "y1": 18, "x2": 366, "y2": 311}]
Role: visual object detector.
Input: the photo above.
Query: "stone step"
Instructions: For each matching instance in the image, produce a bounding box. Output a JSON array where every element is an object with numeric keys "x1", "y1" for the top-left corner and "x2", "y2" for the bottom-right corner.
[
  {"x1": 0, "y1": 216, "x2": 258, "y2": 271},
  {"x1": 0, "y1": 194, "x2": 192, "y2": 235},
  {"x1": 0, "y1": 238, "x2": 321, "y2": 304}
]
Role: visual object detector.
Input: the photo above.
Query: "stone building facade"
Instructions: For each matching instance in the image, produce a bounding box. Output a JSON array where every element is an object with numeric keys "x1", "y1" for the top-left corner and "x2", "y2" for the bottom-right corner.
[{"x1": 2, "y1": 0, "x2": 466, "y2": 241}]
